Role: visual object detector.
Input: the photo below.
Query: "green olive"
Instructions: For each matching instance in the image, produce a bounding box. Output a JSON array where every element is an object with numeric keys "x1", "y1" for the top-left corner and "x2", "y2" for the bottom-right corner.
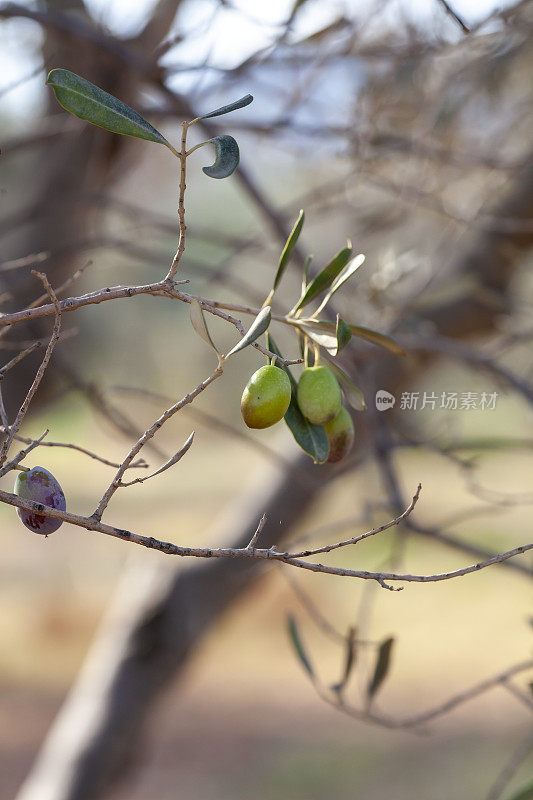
[
  {"x1": 324, "y1": 407, "x2": 354, "y2": 463},
  {"x1": 241, "y1": 365, "x2": 291, "y2": 429},
  {"x1": 296, "y1": 365, "x2": 342, "y2": 425}
]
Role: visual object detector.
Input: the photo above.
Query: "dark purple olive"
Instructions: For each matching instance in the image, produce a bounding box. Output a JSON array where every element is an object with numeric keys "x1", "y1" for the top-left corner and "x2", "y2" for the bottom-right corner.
[{"x1": 14, "y1": 466, "x2": 66, "y2": 535}]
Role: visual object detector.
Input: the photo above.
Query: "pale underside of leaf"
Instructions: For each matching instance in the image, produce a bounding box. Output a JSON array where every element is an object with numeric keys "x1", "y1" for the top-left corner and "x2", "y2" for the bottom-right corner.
[
  {"x1": 314, "y1": 253, "x2": 365, "y2": 315},
  {"x1": 323, "y1": 356, "x2": 366, "y2": 411},
  {"x1": 190, "y1": 299, "x2": 220, "y2": 355},
  {"x1": 226, "y1": 305, "x2": 271, "y2": 358},
  {"x1": 303, "y1": 319, "x2": 405, "y2": 357}
]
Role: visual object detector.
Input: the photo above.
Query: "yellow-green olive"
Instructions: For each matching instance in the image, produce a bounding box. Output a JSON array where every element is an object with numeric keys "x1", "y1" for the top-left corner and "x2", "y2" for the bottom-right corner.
[
  {"x1": 241, "y1": 365, "x2": 291, "y2": 429},
  {"x1": 296, "y1": 366, "x2": 342, "y2": 425}
]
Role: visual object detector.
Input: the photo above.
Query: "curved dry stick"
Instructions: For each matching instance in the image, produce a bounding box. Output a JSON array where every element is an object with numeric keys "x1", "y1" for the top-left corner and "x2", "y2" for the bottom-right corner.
[{"x1": 318, "y1": 657, "x2": 533, "y2": 730}]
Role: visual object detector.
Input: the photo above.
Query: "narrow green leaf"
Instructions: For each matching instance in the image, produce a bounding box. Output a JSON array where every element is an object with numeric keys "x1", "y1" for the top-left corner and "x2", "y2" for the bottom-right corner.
[
  {"x1": 226, "y1": 306, "x2": 271, "y2": 358},
  {"x1": 287, "y1": 614, "x2": 315, "y2": 680},
  {"x1": 201, "y1": 135, "x2": 240, "y2": 179},
  {"x1": 198, "y1": 94, "x2": 253, "y2": 120},
  {"x1": 190, "y1": 299, "x2": 220, "y2": 355},
  {"x1": 350, "y1": 325, "x2": 406, "y2": 356},
  {"x1": 294, "y1": 246, "x2": 352, "y2": 311},
  {"x1": 314, "y1": 253, "x2": 365, "y2": 315},
  {"x1": 367, "y1": 637, "x2": 394, "y2": 703},
  {"x1": 323, "y1": 356, "x2": 366, "y2": 411},
  {"x1": 46, "y1": 69, "x2": 171, "y2": 148},
  {"x1": 284, "y1": 395, "x2": 330, "y2": 464},
  {"x1": 274, "y1": 210, "x2": 305, "y2": 290},
  {"x1": 266, "y1": 334, "x2": 329, "y2": 463},
  {"x1": 506, "y1": 783, "x2": 533, "y2": 800},
  {"x1": 331, "y1": 627, "x2": 357, "y2": 696},
  {"x1": 336, "y1": 316, "x2": 352, "y2": 353}
]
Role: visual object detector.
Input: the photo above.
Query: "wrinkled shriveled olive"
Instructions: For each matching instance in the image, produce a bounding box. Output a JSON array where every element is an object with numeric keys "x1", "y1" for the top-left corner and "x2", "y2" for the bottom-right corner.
[
  {"x1": 324, "y1": 407, "x2": 354, "y2": 463},
  {"x1": 241, "y1": 365, "x2": 291, "y2": 429},
  {"x1": 14, "y1": 466, "x2": 66, "y2": 535},
  {"x1": 296, "y1": 365, "x2": 342, "y2": 425}
]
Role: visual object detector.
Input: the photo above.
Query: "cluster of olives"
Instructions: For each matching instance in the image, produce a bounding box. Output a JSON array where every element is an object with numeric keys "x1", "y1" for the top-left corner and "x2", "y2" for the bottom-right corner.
[
  {"x1": 241, "y1": 364, "x2": 354, "y2": 463},
  {"x1": 14, "y1": 466, "x2": 66, "y2": 535}
]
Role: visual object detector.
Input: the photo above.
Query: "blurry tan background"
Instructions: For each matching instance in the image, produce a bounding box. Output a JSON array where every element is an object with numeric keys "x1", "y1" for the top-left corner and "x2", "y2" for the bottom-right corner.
[{"x1": 1, "y1": 0, "x2": 532, "y2": 798}]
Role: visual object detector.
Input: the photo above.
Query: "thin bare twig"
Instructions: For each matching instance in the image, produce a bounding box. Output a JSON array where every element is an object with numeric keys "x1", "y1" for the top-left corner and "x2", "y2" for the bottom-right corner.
[
  {"x1": 119, "y1": 432, "x2": 194, "y2": 487},
  {"x1": 290, "y1": 484, "x2": 421, "y2": 559},
  {"x1": 92, "y1": 366, "x2": 223, "y2": 520},
  {"x1": 246, "y1": 514, "x2": 267, "y2": 549},
  {"x1": 0, "y1": 342, "x2": 42, "y2": 378},
  {"x1": 0, "y1": 431, "x2": 148, "y2": 471},
  {"x1": 0, "y1": 429, "x2": 49, "y2": 479},
  {"x1": 0, "y1": 272, "x2": 61, "y2": 466}
]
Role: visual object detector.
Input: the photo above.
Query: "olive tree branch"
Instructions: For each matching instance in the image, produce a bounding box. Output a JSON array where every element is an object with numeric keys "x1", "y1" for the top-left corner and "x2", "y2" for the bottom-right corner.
[
  {"x1": 0, "y1": 286, "x2": 301, "y2": 365},
  {"x1": 0, "y1": 486, "x2": 530, "y2": 585}
]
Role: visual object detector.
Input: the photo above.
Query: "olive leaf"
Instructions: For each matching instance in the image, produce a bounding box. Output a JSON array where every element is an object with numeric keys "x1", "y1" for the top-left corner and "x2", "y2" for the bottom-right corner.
[
  {"x1": 266, "y1": 333, "x2": 329, "y2": 463},
  {"x1": 314, "y1": 253, "x2": 365, "y2": 315},
  {"x1": 322, "y1": 357, "x2": 366, "y2": 411},
  {"x1": 336, "y1": 316, "x2": 352, "y2": 353},
  {"x1": 297, "y1": 315, "x2": 351, "y2": 357},
  {"x1": 190, "y1": 299, "x2": 220, "y2": 355},
  {"x1": 292, "y1": 245, "x2": 353, "y2": 312},
  {"x1": 46, "y1": 69, "x2": 172, "y2": 149},
  {"x1": 226, "y1": 306, "x2": 271, "y2": 358},
  {"x1": 273, "y1": 210, "x2": 305, "y2": 290},
  {"x1": 197, "y1": 94, "x2": 253, "y2": 120},
  {"x1": 200, "y1": 135, "x2": 240, "y2": 179},
  {"x1": 367, "y1": 637, "x2": 394, "y2": 704},
  {"x1": 298, "y1": 322, "x2": 338, "y2": 353},
  {"x1": 331, "y1": 627, "x2": 357, "y2": 695},
  {"x1": 287, "y1": 614, "x2": 315, "y2": 680},
  {"x1": 350, "y1": 325, "x2": 406, "y2": 356},
  {"x1": 302, "y1": 319, "x2": 405, "y2": 357},
  {"x1": 284, "y1": 396, "x2": 330, "y2": 464}
]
